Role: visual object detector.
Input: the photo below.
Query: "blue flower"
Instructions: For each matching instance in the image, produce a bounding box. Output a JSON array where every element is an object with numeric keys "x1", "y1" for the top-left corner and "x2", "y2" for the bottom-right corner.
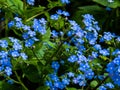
[
  {"x1": 91, "y1": 51, "x2": 98, "y2": 58},
  {"x1": 106, "y1": 56, "x2": 120, "y2": 86},
  {"x1": 112, "y1": 49, "x2": 120, "y2": 55},
  {"x1": 72, "y1": 74, "x2": 86, "y2": 86},
  {"x1": 56, "y1": 9, "x2": 70, "y2": 16},
  {"x1": 99, "y1": 49, "x2": 109, "y2": 56},
  {"x1": 32, "y1": 19, "x2": 46, "y2": 35},
  {"x1": 61, "y1": 0, "x2": 70, "y2": 4},
  {"x1": 0, "y1": 51, "x2": 8, "y2": 58},
  {"x1": 8, "y1": 21, "x2": 14, "y2": 28},
  {"x1": 67, "y1": 72, "x2": 74, "y2": 78},
  {"x1": 15, "y1": 21, "x2": 23, "y2": 29},
  {"x1": 62, "y1": 11, "x2": 70, "y2": 16},
  {"x1": 86, "y1": 32, "x2": 97, "y2": 45},
  {"x1": 67, "y1": 30, "x2": 74, "y2": 37},
  {"x1": 7, "y1": 79, "x2": 14, "y2": 84},
  {"x1": 62, "y1": 77, "x2": 70, "y2": 85},
  {"x1": 20, "y1": 53, "x2": 28, "y2": 60},
  {"x1": 14, "y1": 17, "x2": 22, "y2": 22},
  {"x1": 51, "y1": 61, "x2": 60, "y2": 71},
  {"x1": 25, "y1": 39, "x2": 35, "y2": 47},
  {"x1": 22, "y1": 32, "x2": 29, "y2": 39},
  {"x1": 27, "y1": 0, "x2": 35, "y2": 5},
  {"x1": 84, "y1": 69, "x2": 94, "y2": 79},
  {"x1": 22, "y1": 25, "x2": 31, "y2": 31},
  {"x1": 27, "y1": 30, "x2": 36, "y2": 37},
  {"x1": 0, "y1": 57, "x2": 11, "y2": 66},
  {"x1": 68, "y1": 55, "x2": 78, "y2": 63},
  {"x1": 78, "y1": 62, "x2": 90, "y2": 72},
  {"x1": 56, "y1": 9, "x2": 63, "y2": 15},
  {"x1": 99, "y1": 85, "x2": 107, "y2": 90},
  {"x1": 45, "y1": 81, "x2": 52, "y2": 87},
  {"x1": 116, "y1": 36, "x2": 120, "y2": 42},
  {"x1": 106, "y1": 7, "x2": 112, "y2": 11},
  {"x1": 105, "y1": 82, "x2": 114, "y2": 89},
  {"x1": 39, "y1": 18, "x2": 47, "y2": 25},
  {"x1": 50, "y1": 14, "x2": 59, "y2": 20},
  {"x1": 9, "y1": 37, "x2": 19, "y2": 43},
  {"x1": 51, "y1": 30, "x2": 59, "y2": 38},
  {"x1": 77, "y1": 55, "x2": 87, "y2": 63},
  {"x1": 83, "y1": 14, "x2": 94, "y2": 26},
  {"x1": 108, "y1": 0, "x2": 114, "y2": 3},
  {"x1": 49, "y1": 73, "x2": 59, "y2": 82},
  {"x1": 4, "y1": 67, "x2": 12, "y2": 76},
  {"x1": 72, "y1": 77, "x2": 79, "y2": 84},
  {"x1": 13, "y1": 42, "x2": 22, "y2": 50},
  {"x1": 103, "y1": 32, "x2": 115, "y2": 41},
  {"x1": 10, "y1": 50, "x2": 20, "y2": 57},
  {"x1": 83, "y1": 14, "x2": 100, "y2": 32},
  {"x1": 0, "y1": 40, "x2": 8, "y2": 48},
  {"x1": 93, "y1": 44, "x2": 102, "y2": 50},
  {"x1": 53, "y1": 81, "x2": 65, "y2": 89}
]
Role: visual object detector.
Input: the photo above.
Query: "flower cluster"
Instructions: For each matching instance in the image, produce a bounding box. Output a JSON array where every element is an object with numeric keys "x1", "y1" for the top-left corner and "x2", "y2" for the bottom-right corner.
[
  {"x1": 44, "y1": 11, "x2": 120, "y2": 89},
  {"x1": 99, "y1": 82, "x2": 114, "y2": 90},
  {"x1": 0, "y1": 37, "x2": 27, "y2": 76},
  {"x1": 106, "y1": 56, "x2": 120, "y2": 86},
  {"x1": 8, "y1": 17, "x2": 47, "y2": 47},
  {"x1": 1, "y1": 3, "x2": 120, "y2": 90}
]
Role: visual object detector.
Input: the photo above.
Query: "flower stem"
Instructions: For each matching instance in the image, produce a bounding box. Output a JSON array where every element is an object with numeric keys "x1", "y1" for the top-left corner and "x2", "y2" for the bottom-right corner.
[{"x1": 14, "y1": 71, "x2": 28, "y2": 90}]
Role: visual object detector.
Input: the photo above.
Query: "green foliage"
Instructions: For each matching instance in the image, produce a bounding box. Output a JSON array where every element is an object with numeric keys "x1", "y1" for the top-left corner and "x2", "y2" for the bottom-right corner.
[
  {"x1": 66, "y1": 87, "x2": 78, "y2": 90},
  {"x1": 1, "y1": 0, "x2": 120, "y2": 90},
  {"x1": 0, "y1": 81, "x2": 22, "y2": 90},
  {"x1": 93, "y1": 0, "x2": 120, "y2": 8},
  {"x1": 90, "y1": 80, "x2": 98, "y2": 87},
  {"x1": 24, "y1": 6, "x2": 46, "y2": 20},
  {"x1": 72, "y1": 5, "x2": 107, "y2": 26},
  {"x1": 36, "y1": 86, "x2": 49, "y2": 90},
  {"x1": 21, "y1": 64, "x2": 41, "y2": 83},
  {"x1": 0, "y1": 0, "x2": 23, "y2": 14}
]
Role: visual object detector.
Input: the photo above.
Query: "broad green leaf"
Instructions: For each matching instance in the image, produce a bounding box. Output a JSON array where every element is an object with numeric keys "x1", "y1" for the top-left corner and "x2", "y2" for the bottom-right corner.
[
  {"x1": 90, "y1": 80, "x2": 98, "y2": 87},
  {"x1": 93, "y1": 0, "x2": 120, "y2": 8},
  {"x1": 25, "y1": 6, "x2": 46, "y2": 20},
  {"x1": 6, "y1": 0, "x2": 23, "y2": 14},
  {"x1": 21, "y1": 64, "x2": 41, "y2": 83}
]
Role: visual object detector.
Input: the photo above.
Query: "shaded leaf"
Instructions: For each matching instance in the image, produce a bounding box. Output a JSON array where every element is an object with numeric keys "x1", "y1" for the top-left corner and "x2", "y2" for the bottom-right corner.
[{"x1": 93, "y1": 0, "x2": 120, "y2": 8}]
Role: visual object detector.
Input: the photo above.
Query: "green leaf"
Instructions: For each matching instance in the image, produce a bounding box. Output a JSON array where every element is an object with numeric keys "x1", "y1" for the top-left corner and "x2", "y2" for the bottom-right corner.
[
  {"x1": 66, "y1": 87, "x2": 77, "y2": 90},
  {"x1": 41, "y1": 28, "x2": 51, "y2": 41},
  {"x1": 6, "y1": 0, "x2": 23, "y2": 14},
  {"x1": 90, "y1": 80, "x2": 98, "y2": 87},
  {"x1": 99, "y1": 55, "x2": 109, "y2": 61},
  {"x1": 25, "y1": 6, "x2": 46, "y2": 20},
  {"x1": 0, "y1": 81, "x2": 22, "y2": 90},
  {"x1": 93, "y1": 0, "x2": 120, "y2": 8},
  {"x1": 36, "y1": 86, "x2": 49, "y2": 90},
  {"x1": 21, "y1": 64, "x2": 41, "y2": 83},
  {"x1": 46, "y1": 41, "x2": 56, "y2": 48},
  {"x1": 47, "y1": 1, "x2": 63, "y2": 8}
]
